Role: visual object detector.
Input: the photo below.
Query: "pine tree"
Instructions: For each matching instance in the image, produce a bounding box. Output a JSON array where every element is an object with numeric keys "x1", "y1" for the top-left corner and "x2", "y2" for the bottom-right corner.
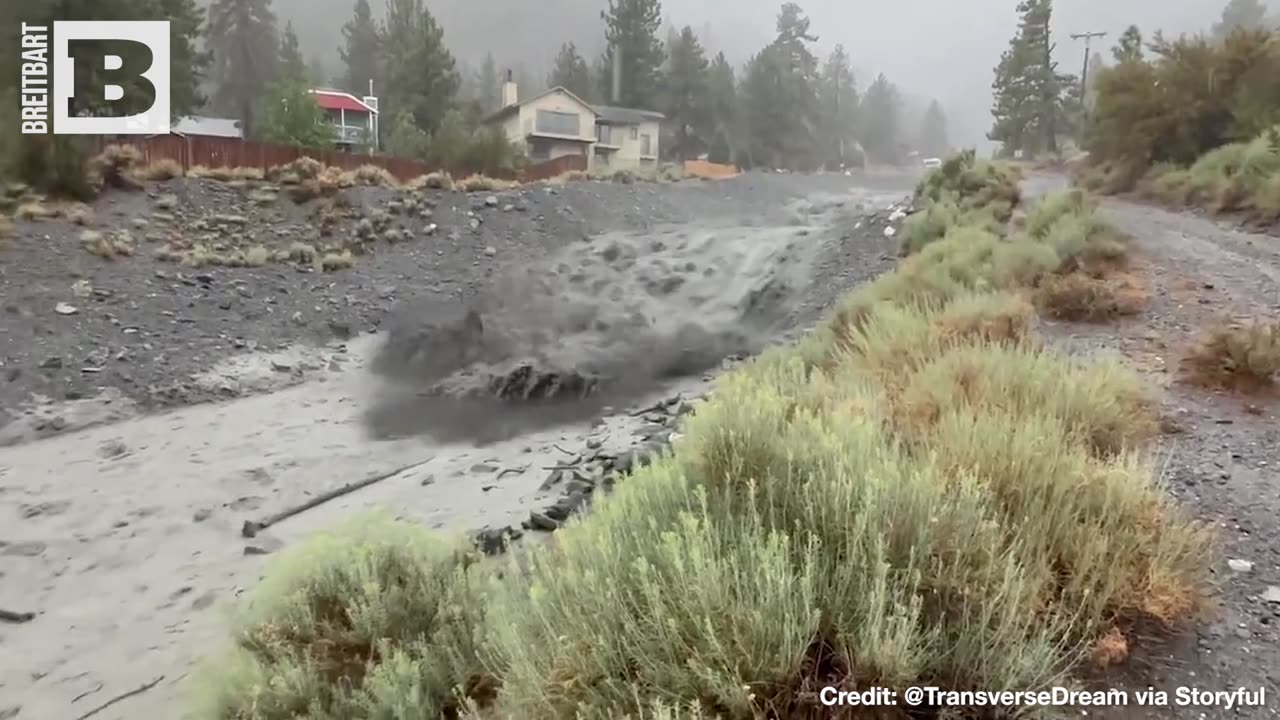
[
  {"x1": 207, "y1": 0, "x2": 279, "y2": 135},
  {"x1": 476, "y1": 53, "x2": 500, "y2": 112},
  {"x1": 987, "y1": 0, "x2": 1076, "y2": 156},
  {"x1": 600, "y1": 0, "x2": 665, "y2": 108},
  {"x1": 379, "y1": 0, "x2": 459, "y2": 134},
  {"x1": 767, "y1": 3, "x2": 822, "y2": 169},
  {"x1": 741, "y1": 45, "x2": 789, "y2": 168},
  {"x1": 1112, "y1": 25, "x2": 1144, "y2": 63},
  {"x1": 859, "y1": 73, "x2": 899, "y2": 163},
  {"x1": 549, "y1": 43, "x2": 595, "y2": 101},
  {"x1": 278, "y1": 21, "x2": 307, "y2": 82},
  {"x1": 916, "y1": 99, "x2": 949, "y2": 157},
  {"x1": 257, "y1": 18, "x2": 329, "y2": 148},
  {"x1": 662, "y1": 26, "x2": 711, "y2": 160},
  {"x1": 340, "y1": 0, "x2": 380, "y2": 94},
  {"x1": 385, "y1": 109, "x2": 431, "y2": 159},
  {"x1": 1213, "y1": 0, "x2": 1269, "y2": 40},
  {"x1": 818, "y1": 44, "x2": 857, "y2": 169},
  {"x1": 705, "y1": 52, "x2": 737, "y2": 163},
  {"x1": 159, "y1": 0, "x2": 210, "y2": 116}
]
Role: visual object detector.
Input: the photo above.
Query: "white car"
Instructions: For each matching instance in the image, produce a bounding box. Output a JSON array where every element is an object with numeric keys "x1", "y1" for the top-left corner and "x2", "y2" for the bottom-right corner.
[{"x1": 922, "y1": 157, "x2": 943, "y2": 169}]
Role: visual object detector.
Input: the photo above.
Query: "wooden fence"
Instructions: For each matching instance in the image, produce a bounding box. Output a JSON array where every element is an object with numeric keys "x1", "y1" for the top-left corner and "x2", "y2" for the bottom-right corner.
[{"x1": 95, "y1": 134, "x2": 587, "y2": 183}]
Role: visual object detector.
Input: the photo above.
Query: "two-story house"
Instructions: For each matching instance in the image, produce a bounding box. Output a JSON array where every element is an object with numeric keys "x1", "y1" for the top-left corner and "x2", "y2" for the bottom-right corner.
[
  {"x1": 482, "y1": 73, "x2": 663, "y2": 173},
  {"x1": 309, "y1": 89, "x2": 380, "y2": 151}
]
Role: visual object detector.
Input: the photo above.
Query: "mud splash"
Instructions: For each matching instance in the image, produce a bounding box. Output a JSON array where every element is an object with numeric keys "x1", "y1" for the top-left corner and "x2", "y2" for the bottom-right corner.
[{"x1": 364, "y1": 216, "x2": 824, "y2": 443}]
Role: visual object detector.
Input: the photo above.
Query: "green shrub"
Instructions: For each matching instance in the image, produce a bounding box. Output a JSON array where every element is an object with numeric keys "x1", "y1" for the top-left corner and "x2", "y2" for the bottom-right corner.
[{"x1": 192, "y1": 514, "x2": 490, "y2": 720}]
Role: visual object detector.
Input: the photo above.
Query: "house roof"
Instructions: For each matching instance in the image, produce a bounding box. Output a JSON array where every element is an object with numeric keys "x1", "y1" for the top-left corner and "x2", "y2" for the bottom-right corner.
[
  {"x1": 172, "y1": 115, "x2": 242, "y2": 138},
  {"x1": 481, "y1": 85, "x2": 596, "y2": 125},
  {"x1": 310, "y1": 89, "x2": 378, "y2": 114},
  {"x1": 593, "y1": 105, "x2": 665, "y2": 125}
]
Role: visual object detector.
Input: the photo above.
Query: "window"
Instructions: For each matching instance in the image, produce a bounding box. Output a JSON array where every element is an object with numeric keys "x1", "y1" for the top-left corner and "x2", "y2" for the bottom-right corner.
[
  {"x1": 535, "y1": 109, "x2": 580, "y2": 136},
  {"x1": 597, "y1": 124, "x2": 613, "y2": 145},
  {"x1": 640, "y1": 133, "x2": 651, "y2": 156},
  {"x1": 629, "y1": 126, "x2": 638, "y2": 140}
]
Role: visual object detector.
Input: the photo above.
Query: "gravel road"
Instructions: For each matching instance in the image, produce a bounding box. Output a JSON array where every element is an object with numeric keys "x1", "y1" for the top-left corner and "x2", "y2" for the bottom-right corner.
[
  {"x1": 0, "y1": 171, "x2": 915, "y2": 720},
  {"x1": 1025, "y1": 173, "x2": 1280, "y2": 719}
]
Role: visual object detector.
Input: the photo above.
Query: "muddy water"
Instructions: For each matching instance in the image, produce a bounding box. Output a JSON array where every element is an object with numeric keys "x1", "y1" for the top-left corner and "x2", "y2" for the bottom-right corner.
[{"x1": 0, "y1": 187, "x2": 905, "y2": 719}]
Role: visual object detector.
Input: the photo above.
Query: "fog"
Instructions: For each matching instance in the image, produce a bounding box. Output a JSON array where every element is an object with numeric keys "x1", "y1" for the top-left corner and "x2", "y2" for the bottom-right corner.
[{"x1": 274, "y1": 0, "x2": 1241, "y2": 150}]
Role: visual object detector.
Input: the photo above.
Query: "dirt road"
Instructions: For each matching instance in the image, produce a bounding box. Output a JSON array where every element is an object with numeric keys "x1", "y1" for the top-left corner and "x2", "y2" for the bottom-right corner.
[
  {"x1": 0, "y1": 173, "x2": 913, "y2": 719},
  {"x1": 1025, "y1": 174, "x2": 1280, "y2": 718}
]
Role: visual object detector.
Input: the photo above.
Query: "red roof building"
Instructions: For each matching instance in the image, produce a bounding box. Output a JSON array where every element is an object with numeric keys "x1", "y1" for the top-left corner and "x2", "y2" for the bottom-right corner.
[{"x1": 308, "y1": 89, "x2": 380, "y2": 150}]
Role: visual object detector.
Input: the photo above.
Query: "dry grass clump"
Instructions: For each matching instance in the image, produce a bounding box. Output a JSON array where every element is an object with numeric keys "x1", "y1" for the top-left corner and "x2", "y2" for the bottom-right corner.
[
  {"x1": 267, "y1": 157, "x2": 328, "y2": 185},
  {"x1": 88, "y1": 144, "x2": 145, "y2": 190},
  {"x1": 81, "y1": 229, "x2": 134, "y2": 259},
  {"x1": 407, "y1": 171, "x2": 455, "y2": 191},
  {"x1": 135, "y1": 158, "x2": 184, "y2": 181},
  {"x1": 548, "y1": 169, "x2": 591, "y2": 184},
  {"x1": 343, "y1": 164, "x2": 398, "y2": 188},
  {"x1": 456, "y1": 174, "x2": 514, "y2": 192},
  {"x1": 1035, "y1": 272, "x2": 1147, "y2": 322},
  {"x1": 0, "y1": 216, "x2": 12, "y2": 242},
  {"x1": 1181, "y1": 322, "x2": 1280, "y2": 391},
  {"x1": 191, "y1": 514, "x2": 490, "y2": 720},
  {"x1": 188, "y1": 165, "x2": 265, "y2": 182},
  {"x1": 194, "y1": 151, "x2": 1210, "y2": 720}
]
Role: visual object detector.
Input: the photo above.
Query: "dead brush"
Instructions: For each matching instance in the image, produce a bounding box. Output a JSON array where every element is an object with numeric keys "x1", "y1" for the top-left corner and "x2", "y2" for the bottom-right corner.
[
  {"x1": 345, "y1": 164, "x2": 398, "y2": 187},
  {"x1": 135, "y1": 158, "x2": 184, "y2": 181},
  {"x1": 408, "y1": 171, "x2": 454, "y2": 191},
  {"x1": 1034, "y1": 272, "x2": 1147, "y2": 322},
  {"x1": 81, "y1": 229, "x2": 134, "y2": 259},
  {"x1": 267, "y1": 156, "x2": 327, "y2": 184},
  {"x1": 457, "y1": 174, "x2": 514, "y2": 192},
  {"x1": 1181, "y1": 322, "x2": 1280, "y2": 391},
  {"x1": 88, "y1": 144, "x2": 145, "y2": 190}
]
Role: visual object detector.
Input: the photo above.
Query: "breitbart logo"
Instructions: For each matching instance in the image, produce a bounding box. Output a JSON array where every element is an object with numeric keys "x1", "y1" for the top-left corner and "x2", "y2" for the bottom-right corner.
[{"x1": 19, "y1": 21, "x2": 170, "y2": 135}]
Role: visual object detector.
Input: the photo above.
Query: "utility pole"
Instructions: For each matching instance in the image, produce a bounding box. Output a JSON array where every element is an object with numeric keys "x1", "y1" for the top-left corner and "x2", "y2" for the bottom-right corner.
[{"x1": 1070, "y1": 31, "x2": 1107, "y2": 103}]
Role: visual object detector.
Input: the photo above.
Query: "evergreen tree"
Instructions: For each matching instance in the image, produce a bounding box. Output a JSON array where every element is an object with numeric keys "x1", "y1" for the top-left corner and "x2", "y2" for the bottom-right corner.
[
  {"x1": 476, "y1": 53, "x2": 500, "y2": 112},
  {"x1": 705, "y1": 52, "x2": 737, "y2": 163},
  {"x1": 600, "y1": 0, "x2": 666, "y2": 108},
  {"x1": 340, "y1": 0, "x2": 380, "y2": 94},
  {"x1": 662, "y1": 26, "x2": 711, "y2": 160},
  {"x1": 379, "y1": 0, "x2": 460, "y2": 134},
  {"x1": 1112, "y1": 25, "x2": 1144, "y2": 63},
  {"x1": 207, "y1": 0, "x2": 279, "y2": 136},
  {"x1": 771, "y1": 3, "x2": 822, "y2": 169},
  {"x1": 818, "y1": 44, "x2": 858, "y2": 169},
  {"x1": 1213, "y1": 0, "x2": 1269, "y2": 40},
  {"x1": 741, "y1": 45, "x2": 790, "y2": 168},
  {"x1": 278, "y1": 21, "x2": 307, "y2": 83},
  {"x1": 257, "y1": 23, "x2": 329, "y2": 148},
  {"x1": 385, "y1": 109, "x2": 431, "y2": 159},
  {"x1": 916, "y1": 99, "x2": 949, "y2": 157},
  {"x1": 160, "y1": 0, "x2": 210, "y2": 116},
  {"x1": 987, "y1": 0, "x2": 1076, "y2": 156},
  {"x1": 859, "y1": 73, "x2": 899, "y2": 163},
  {"x1": 549, "y1": 43, "x2": 595, "y2": 101}
]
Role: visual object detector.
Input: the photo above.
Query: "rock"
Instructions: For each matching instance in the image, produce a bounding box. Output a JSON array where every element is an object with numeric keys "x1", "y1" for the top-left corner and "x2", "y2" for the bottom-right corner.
[
  {"x1": 54, "y1": 302, "x2": 78, "y2": 315},
  {"x1": 474, "y1": 526, "x2": 520, "y2": 555},
  {"x1": 424, "y1": 223, "x2": 438, "y2": 235},
  {"x1": 469, "y1": 218, "x2": 481, "y2": 231},
  {"x1": 502, "y1": 203, "x2": 515, "y2": 212},
  {"x1": 883, "y1": 226, "x2": 896, "y2": 238},
  {"x1": 98, "y1": 439, "x2": 128, "y2": 458},
  {"x1": 484, "y1": 246, "x2": 497, "y2": 257},
  {"x1": 485, "y1": 195, "x2": 499, "y2": 207},
  {"x1": 1228, "y1": 558, "x2": 1254, "y2": 573},
  {"x1": 38, "y1": 356, "x2": 63, "y2": 369},
  {"x1": 1263, "y1": 586, "x2": 1280, "y2": 604},
  {"x1": 528, "y1": 511, "x2": 560, "y2": 531},
  {"x1": 192, "y1": 508, "x2": 212, "y2": 522}
]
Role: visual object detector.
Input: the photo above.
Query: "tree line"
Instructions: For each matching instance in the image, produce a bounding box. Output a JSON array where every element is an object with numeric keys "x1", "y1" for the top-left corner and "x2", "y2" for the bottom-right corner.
[
  {"x1": 986, "y1": 0, "x2": 1280, "y2": 167},
  {"x1": 1, "y1": 0, "x2": 957, "y2": 191}
]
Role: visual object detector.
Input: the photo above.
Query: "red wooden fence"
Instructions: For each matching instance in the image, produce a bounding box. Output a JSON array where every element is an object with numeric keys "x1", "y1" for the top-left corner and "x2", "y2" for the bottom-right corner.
[{"x1": 95, "y1": 134, "x2": 587, "y2": 183}]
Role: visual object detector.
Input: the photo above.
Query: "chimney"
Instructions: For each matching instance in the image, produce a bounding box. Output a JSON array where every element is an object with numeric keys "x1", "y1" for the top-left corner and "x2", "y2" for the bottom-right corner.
[{"x1": 501, "y1": 69, "x2": 518, "y2": 108}]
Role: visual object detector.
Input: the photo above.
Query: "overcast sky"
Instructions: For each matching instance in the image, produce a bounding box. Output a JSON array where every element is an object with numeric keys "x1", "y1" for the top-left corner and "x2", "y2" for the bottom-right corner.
[{"x1": 274, "y1": 0, "x2": 1253, "y2": 149}]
